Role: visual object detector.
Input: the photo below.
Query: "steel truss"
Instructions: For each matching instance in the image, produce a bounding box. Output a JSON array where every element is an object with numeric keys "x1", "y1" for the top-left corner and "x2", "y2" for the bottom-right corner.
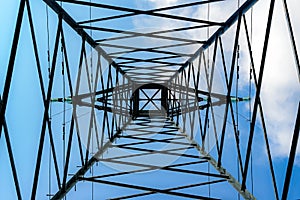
[{"x1": 0, "y1": 0, "x2": 299, "y2": 199}]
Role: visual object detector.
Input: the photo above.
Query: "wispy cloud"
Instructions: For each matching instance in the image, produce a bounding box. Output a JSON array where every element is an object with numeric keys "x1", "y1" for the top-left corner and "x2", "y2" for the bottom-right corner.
[
  {"x1": 132, "y1": 0, "x2": 300, "y2": 159},
  {"x1": 251, "y1": 0, "x2": 300, "y2": 158}
]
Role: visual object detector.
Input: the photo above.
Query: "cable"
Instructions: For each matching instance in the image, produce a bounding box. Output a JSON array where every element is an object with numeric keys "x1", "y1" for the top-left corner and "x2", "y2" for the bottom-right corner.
[
  {"x1": 90, "y1": 0, "x2": 93, "y2": 90},
  {"x1": 46, "y1": 7, "x2": 51, "y2": 79},
  {"x1": 237, "y1": 2, "x2": 240, "y2": 200},
  {"x1": 51, "y1": 107, "x2": 72, "y2": 118},
  {"x1": 249, "y1": 7, "x2": 254, "y2": 195},
  {"x1": 89, "y1": 2, "x2": 94, "y2": 200},
  {"x1": 236, "y1": 44, "x2": 240, "y2": 200},
  {"x1": 206, "y1": 3, "x2": 211, "y2": 197},
  {"x1": 59, "y1": 2, "x2": 67, "y2": 196},
  {"x1": 62, "y1": 36, "x2": 66, "y2": 171},
  {"x1": 207, "y1": 2, "x2": 210, "y2": 70},
  {"x1": 207, "y1": 118, "x2": 211, "y2": 198},
  {"x1": 236, "y1": 42, "x2": 240, "y2": 136}
]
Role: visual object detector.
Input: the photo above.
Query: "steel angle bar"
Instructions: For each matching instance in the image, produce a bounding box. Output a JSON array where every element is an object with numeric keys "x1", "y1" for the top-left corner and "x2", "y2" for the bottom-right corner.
[
  {"x1": 62, "y1": 115, "x2": 75, "y2": 190},
  {"x1": 217, "y1": 36, "x2": 245, "y2": 175},
  {"x1": 81, "y1": 177, "x2": 220, "y2": 200},
  {"x1": 82, "y1": 39, "x2": 102, "y2": 164},
  {"x1": 114, "y1": 145, "x2": 199, "y2": 159},
  {"x1": 241, "y1": 0, "x2": 275, "y2": 191},
  {"x1": 51, "y1": 120, "x2": 131, "y2": 200},
  {"x1": 174, "y1": 123, "x2": 255, "y2": 200},
  {"x1": 125, "y1": 129, "x2": 180, "y2": 137},
  {"x1": 119, "y1": 134, "x2": 188, "y2": 144},
  {"x1": 43, "y1": 0, "x2": 130, "y2": 79},
  {"x1": 0, "y1": 96, "x2": 22, "y2": 199},
  {"x1": 102, "y1": 146, "x2": 195, "y2": 161},
  {"x1": 116, "y1": 57, "x2": 184, "y2": 66},
  {"x1": 78, "y1": 0, "x2": 223, "y2": 25},
  {"x1": 81, "y1": 25, "x2": 204, "y2": 44},
  {"x1": 98, "y1": 158, "x2": 228, "y2": 179},
  {"x1": 242, "y1": 15, "x2": 279, "y2": 200},
  {"x1": 217, "y1": 15, "x2": 243, "y2": 169},
  {"x1": 109, "y1": 179, "x2": 226, "y2": 200},
  {"x1": 73, "y1": 86, "x2": 116, "y2": 100},
  {"x1": 281, "y1": 0, "x2": 300, "y2": 81},
  {"x1": 0, "y1": 0, "x2": 26, "y2": 137},
  {"x1": 168, "y1": 0, "x2": 258, "y2": 82},
  {"x1": 171, "y1": 84, "x2": 241, "y2": 100},
  {"x1": 91, "y1": 160, "x2": 206, "y2": 180},
  {"x1": 26, "y1": 0, "x2": 62, "y2": 190},
  {"x1": 95, "y1": 25, "x2": 208, "y2": 43},
  {"x1": 58, "y1": 0, "x2": 223, "y2": 26},
  {"x1": 281, "y1": 102, "x2": 300, "y2": 200},
  {"x1": 108, "y1": 47, "x2": 193, "y2": 58},
  {"x1": 31, "y1": 17, "x2": 62, "y2": 200},
  {"x1": 73, "y1": 39, "x2": 90, "y2": 166}
]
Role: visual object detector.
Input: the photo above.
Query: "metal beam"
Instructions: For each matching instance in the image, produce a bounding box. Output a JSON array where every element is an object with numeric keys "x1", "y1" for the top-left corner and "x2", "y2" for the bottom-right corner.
[
  {"x1": 42, "y1": 0, "x2": 130, "y2": 79},
  {"x1": 81, "y1": 177, "x2": 220, "y2": 200},
  {"x1": 1, "y1": 97, "x2": 22, "y2": 200},
  {"x1": 282, "y1": 0, "x2": 300, "y2": 82},
  {"x1": 169, "y1": 0, "x2": 258, "y2": 81},
  {"x1": 81, "y1": 25, "x2": 204, "y2": 44},
  {"x1": 78, "y1": 0, "x2": 223, "y2": 25},
  {"x1": 242, "y1": 15, "x2": 279, "y2": 200},
  {"x1": 51, "y1": 120, "x2": 130, "y2": 200},
  {"x1": 217, "y1": 15, "x2": 242, "y2": 167},
  {"x1": 26, "y1": 0, "x2": 62, "y2": 189},
  {"x1": 109, "y1": 179, "x2": 226, "y2": 200},
  {"x1": 0, "y1": 0, "x2": 25, "y2": 138},
  {"x1": 57, "y1": 0, "x2": 224, "y2": 26},
  {"x1": 241, "y1": 0, "x2": 275, "y2": 191},
  {"x1": 174, "y1": 123, "x2": 255, "y2": 200},
  {"x1": 281, "y1": 102, "x2": 300, "y2": 200},
  {"x1": 31, "y1": 16, "x2": 62, "y2": 200}
]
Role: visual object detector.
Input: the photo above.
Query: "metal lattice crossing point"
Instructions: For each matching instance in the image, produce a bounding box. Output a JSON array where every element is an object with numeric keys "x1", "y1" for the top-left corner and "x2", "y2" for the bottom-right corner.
[
  {"x1": 80, "y1": 116, "x2": 251, "y2": 200},
  {"x1": 0, "y1": 0, "x2": 299, "y2": 199},
  {"x1": 131, "y1": 83, "x2": 168, "y2": 118}
]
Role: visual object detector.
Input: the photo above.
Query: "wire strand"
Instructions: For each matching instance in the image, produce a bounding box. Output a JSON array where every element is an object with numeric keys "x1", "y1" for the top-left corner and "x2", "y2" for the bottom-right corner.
[
  {"x1": 237, "y1": 1, "x2": 240, "y2": 200},
  {"x1": 207, "y1": 3, "x2": 211, "y2": 198},
  {"x1": 89, "y1": 1, "x2": 94, "y2": 199},
  {"x1": 59, "y1": 4, "x2": 67, "y2": 195},
  {"x1": 250, "y1": 6, "x2": 254, "y2": 194}
]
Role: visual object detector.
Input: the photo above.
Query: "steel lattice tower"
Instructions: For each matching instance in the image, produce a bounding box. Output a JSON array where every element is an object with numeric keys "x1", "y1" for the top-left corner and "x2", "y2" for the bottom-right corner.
[{"x1": 0, "y1": 0, "x2": 299, "y2": 199}]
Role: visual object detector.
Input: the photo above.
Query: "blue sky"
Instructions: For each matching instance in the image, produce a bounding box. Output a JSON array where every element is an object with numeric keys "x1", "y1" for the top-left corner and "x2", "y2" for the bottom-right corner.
[{"x1": 0, "y1": 0, "x2": 299, "y2": 199}]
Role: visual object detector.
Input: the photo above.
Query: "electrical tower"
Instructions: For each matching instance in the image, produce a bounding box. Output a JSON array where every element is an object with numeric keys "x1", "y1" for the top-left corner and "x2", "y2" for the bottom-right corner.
[{"x1": 0, "y1": 0, "x2": 299, "y2": 199}]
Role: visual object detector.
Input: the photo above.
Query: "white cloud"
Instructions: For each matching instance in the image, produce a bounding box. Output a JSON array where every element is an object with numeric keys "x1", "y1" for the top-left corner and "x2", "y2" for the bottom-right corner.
[
  {"x1": 148, "y1": 0, "x2": 178, "y2": 4},
  {"x1": 132, "y1": 0, "x2": 300, "y2": 159},
  {"x1": 251, "y1": 0, "x2": 300, "y2": 157}
]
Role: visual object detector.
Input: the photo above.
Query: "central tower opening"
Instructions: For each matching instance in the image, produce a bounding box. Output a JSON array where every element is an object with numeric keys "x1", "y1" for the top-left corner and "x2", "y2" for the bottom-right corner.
[{"x1": 131, "y1": 83, "x2": 168, "y2": 118}]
